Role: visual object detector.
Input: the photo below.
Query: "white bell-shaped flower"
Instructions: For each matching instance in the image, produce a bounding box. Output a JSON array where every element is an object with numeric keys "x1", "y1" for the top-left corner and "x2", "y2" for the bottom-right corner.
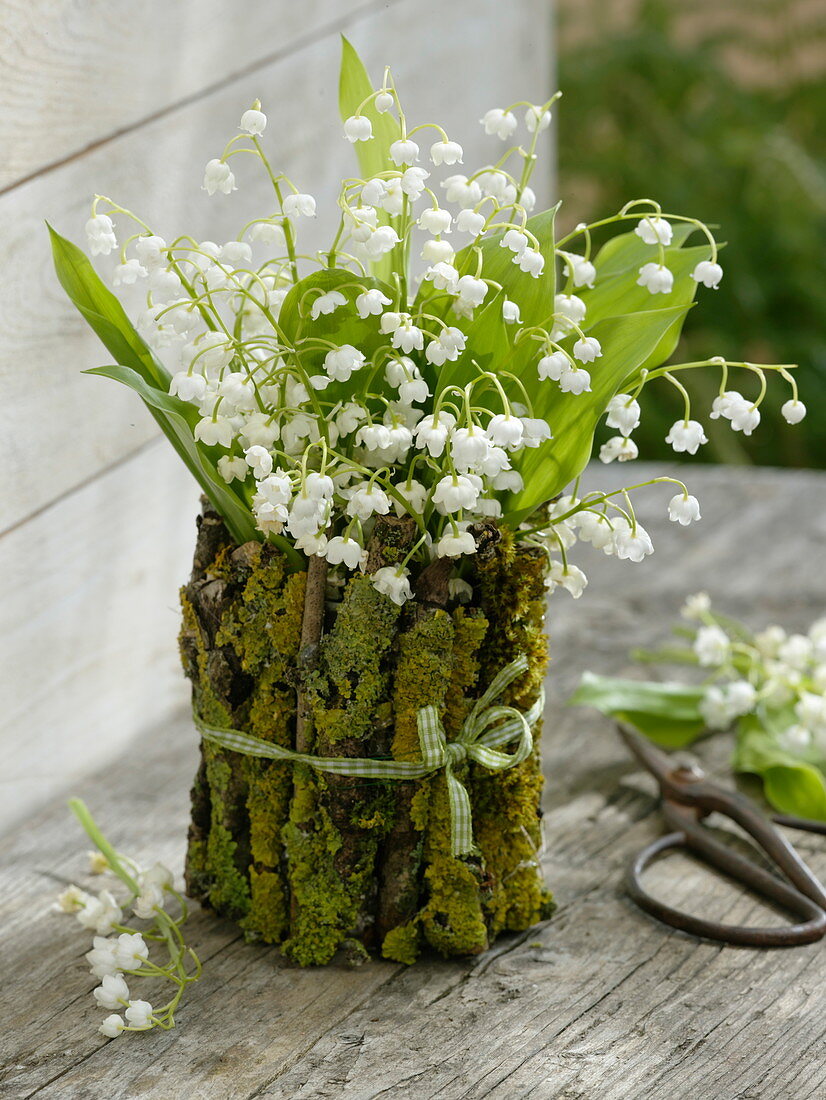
[
  {"x1": 606, "y1": 394, "x2": 641, "y2": 436},
  {"x1": 441, "y1": 174, "x2": 482, "y2": 208},
  {"x1": 572, "y1": 336, "x2": 601, "y2": 363},
  {"x1": 430, "y1": 139, "x2": 463, "y2": 166},
  {"x1": 637, "y1": 262, "x2": 674, "y2": 295},
  {"x1": 355, "y1": 287, "x2": 392, "y2": 318},
  {"x1": 538, "y1": 351, "x2": 569, "y2": 382},
  {"x1": 240, "y1": 107, "x2": 267, "y2": 135},
  {"x1": 667, "y1": 493, "x2": 702, "y2": 525},
  {"x1": 417, "y1": 207, "x2": 452, "y2": 235},
  {"x1": 634, "y1": 216, "x2": 672, "y2": 246},
  {"x1": 325, "y1": 535, "x2": 365, "y2": 569},
  {"x1": 202, "y1": 159, "x2": 236, "y2": 196},
  {"x1": 432, "y1": 474, "x2": 480, "y2": 513},
  {"x1": 599, "y1": 436, "x2": 638, "y2": 464},
  {"x1": 323, "y1": 344, "x2": 366, "y2": 382},
  {"x1": 343, "y1": 114, "x2": 373, "y2": 142},
  {"x1": 93, "y1": 974, "x2": 130, "y2": 1011},
  {"x1": 282, "y1": 193, "x2": 316, "y2": 218},
  {"x1": 694, "y1": 625, "x2": 731, "y2": 667},
  {"x1": 456, "y1": 209, "x2": 486, "y2": 235},
  {"x1": 85, "y1": 214, "x2": 117, "y2": 255},
  {"x1": 781, "y1": 399, "x2": 806, "y2": 425},
  {"x1": 436, "y1": 530, "x2": 477, "y2": 558},
  {"x1": 554, "y1": 293, "x2": 587, "y2": 325},
  {"x1": 346, "y1": 482, "x2": 391, "y2": 521},
  {"x1": 389, "y1": 138, "x2": 419, "y2": 165},
  {"x1": 480, "y1": 108, "x2": 518, "y2": 139},
  {"x1": 692, "y1": 260, "x2": 723, "y2": 288},
  {"x1": 665, "y1": 419, "x2": 708, "y2": 454},
  {"x1": 487, "y1": 413, "x2": 524, "y2": 450},
  {"x1": 371, "y1": 565, "x2": 412, "y2": 605},
  {"x1": 310, "y1": 290, "x2": 347, "y2": 320},
  {"x1": 413, "y1": 412, "x2": 456, "y2": 457},
  {"x1": 450, "y1": 426, "x2": 491, "y2": 471},
  {"x1": 558, "y1": 366, "x2": 592, "y2": 394}
]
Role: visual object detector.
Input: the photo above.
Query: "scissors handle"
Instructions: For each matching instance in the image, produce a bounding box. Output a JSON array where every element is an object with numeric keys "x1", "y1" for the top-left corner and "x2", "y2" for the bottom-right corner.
[
  {"x1": 627, "y1": 808, "x2": 826, "y2": 946},
  {"x1": 682, "y1": 782, "x2": 826, "y2": 913}
]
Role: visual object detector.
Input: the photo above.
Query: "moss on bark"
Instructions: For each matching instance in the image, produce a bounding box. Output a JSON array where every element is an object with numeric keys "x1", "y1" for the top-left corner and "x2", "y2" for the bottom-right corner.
[
  {"x1": 473, "y1": 538, "x2": 555, "y2": 935},
  {"x1": 283, "y1": 575, "x2": 401, "y2": 963},
  {"x1": 377, "y1": 610, "x2": 455, "y2": 960},
  {"x1": 181, "y1": 504, "x2": 553, "y2": 965}
]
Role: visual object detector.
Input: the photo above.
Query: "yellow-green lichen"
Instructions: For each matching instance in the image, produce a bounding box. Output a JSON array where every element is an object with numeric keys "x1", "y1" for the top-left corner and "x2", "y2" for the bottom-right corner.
[
  {"x1": 181, "y1": 544, "x2": 302, "y2": 938},
  {"x1": 283, "y1": 575, "x2": 403, "y2": 963},
  {"x1": 204, "y1": 749, "x2": 251, "y2": 918},
  {"x1": 471, "y1": 542, "x2": 551, "y2": 937},
  {"x1": 418, "y1": 775, "x2": 488, "y2": 957},
  {"x1": 242, "y1": 867, "x2": 288, "y2": 943},
  {"x1": 411, "y1": 608, "x2": 492, "y2": 957},
  {"x1": 310, "y1": 574, "x2": 400, "y2": 745},
  {"x1": 281, "y1": 770, "x2": 368, "y2": 966},
  {"x1": 381, "y1": 921, "x2": 420, "y2": 965},
  {"x1": 392, "y1": 611, "x2": 454, "y2": 759}
]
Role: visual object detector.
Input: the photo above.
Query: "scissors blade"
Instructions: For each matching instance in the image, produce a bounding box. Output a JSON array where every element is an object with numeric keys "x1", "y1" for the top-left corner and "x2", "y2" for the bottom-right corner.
[{"x1": 616, "y1": 723, "x2": 684, "y2": 786}]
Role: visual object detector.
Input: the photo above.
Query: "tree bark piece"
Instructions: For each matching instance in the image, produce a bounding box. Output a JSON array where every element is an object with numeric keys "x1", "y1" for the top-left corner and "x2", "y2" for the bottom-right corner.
[
  {"x1": 282, "y1": 574, "x2": 402, "y2": 965},
  {"x1": 295, "y1": 554, "x2": 327, "y2": 754},
  {"x1": 181, "y1": 502, "x2": 303, "y2": 941},
  {"x1": 376, "y1": 608, "x2": 455, "y2": 959},
  {"x1": 472, "y1": 534, "x2": 554, "y2": 937}
]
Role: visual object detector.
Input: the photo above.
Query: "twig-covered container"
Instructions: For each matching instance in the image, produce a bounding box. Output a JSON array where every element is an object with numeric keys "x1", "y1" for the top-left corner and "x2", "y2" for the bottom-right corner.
[{"x1": 181, "y1": 503, "x2": 551, "y2": 965}]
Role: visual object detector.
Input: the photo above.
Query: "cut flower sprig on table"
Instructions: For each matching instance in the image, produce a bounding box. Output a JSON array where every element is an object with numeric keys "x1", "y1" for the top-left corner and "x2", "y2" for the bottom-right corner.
[
  {"x1": 50, "y1": 39, "x2": 803, "y2": 603},
  {"x1": 53, "y1": 800, "x2": 201, "y2": 1038},
  {"x1": 572, "y1": 597, "x2": 826, "y2": 820}
]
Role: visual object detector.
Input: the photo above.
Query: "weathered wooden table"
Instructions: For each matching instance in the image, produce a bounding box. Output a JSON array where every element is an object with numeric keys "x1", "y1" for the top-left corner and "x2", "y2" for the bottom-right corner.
[{"x1": 2, "y1": 464, "x2": 825, "y2": 1100}]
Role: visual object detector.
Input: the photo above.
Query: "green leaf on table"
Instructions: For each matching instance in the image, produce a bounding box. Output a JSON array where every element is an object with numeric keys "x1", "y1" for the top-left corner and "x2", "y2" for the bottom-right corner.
[
  {"x1": 338, "y1": 37, "x2": 401, "y2": 283},
  {"x1": 734, "y1": 712, "x2": 826, "y2": 821},
  {"x1": 569, "y1": 672, "x2": 707, "y2": 748},
  {"x1": 48, "y1": 225, "x2": 170, "y2": 389}
]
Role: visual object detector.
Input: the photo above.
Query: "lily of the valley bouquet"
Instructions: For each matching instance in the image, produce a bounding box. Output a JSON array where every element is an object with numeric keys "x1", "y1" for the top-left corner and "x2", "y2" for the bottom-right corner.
[{"x1": 52, "y1": 40, "x2": 804, "y2": 978}]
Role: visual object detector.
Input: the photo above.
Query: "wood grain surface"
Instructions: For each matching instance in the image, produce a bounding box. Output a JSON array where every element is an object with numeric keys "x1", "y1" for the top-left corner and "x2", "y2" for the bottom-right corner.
[{"x1": 2, "y1": 464, "x2": 824, "y2": 1099}]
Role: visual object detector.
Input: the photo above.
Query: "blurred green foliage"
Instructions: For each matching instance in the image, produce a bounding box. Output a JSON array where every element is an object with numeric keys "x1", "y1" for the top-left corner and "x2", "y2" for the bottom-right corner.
[{"x1": 558, "y1": 0, "x2": 826, "y2": 467}]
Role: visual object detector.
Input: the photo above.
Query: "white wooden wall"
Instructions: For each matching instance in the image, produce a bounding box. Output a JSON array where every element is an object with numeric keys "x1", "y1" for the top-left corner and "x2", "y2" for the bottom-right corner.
[{"x1": 0, "y1": 0, "x2": 554, "y2": 833}]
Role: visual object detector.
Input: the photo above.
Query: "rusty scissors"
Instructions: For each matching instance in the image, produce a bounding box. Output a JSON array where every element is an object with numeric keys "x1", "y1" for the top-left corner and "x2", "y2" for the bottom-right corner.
[{"x1": 618, "y1": 725, "x2": 826, "y2": 946}]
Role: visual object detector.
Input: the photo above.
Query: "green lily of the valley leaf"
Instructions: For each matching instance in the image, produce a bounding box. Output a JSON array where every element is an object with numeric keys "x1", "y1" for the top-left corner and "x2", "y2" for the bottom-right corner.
[
  {"x1": 86, "y1": 365, "x2": 272, "y2": 552},
  {"x1": 588, "y1": 222, "x2": 695, "y2": 279},
  {"x1": 48, "y1": 225, "x2": 170, "y2": 390},
  {"x1": 277, "y1": 267, "x2": 396, "y2": 405},
  {"x1": 569, "y1": 672, "x2": 707, "y2": 748},
  {"x1": 504, "y1": 303, "x2": 692, "y2": 525},
  {"x1": 734, "y1": 712, "x2": 826, "y2": 821},
  {"x1": 424, "y1": 205, "x2": 559, "y2": 400},
  {"x1": 338, "y1": 37, "x2": 401, "y2": 283},
  {"x1": 49, "y1": 225, "x2": 274, "y2": 550},
  {"x1": 580, "y1": 244, "x2": 710, "y2": 329},
  {"x1": 459, "y1": 204, "x2": 560, "y2": 330}
]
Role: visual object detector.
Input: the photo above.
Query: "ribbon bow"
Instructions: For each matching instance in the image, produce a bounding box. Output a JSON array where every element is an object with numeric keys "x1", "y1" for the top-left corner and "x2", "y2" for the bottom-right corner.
[
  {"x1": 414, "y1": 655, "x2": 543, "y2": 855},
  {"x1": 197, "y1": 655, "x2": 543, "y2": 858}
]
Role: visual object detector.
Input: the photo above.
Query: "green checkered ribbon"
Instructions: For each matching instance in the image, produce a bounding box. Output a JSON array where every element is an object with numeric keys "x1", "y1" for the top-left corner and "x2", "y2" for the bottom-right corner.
[{"x1": 196, "y1": 654, "x2": 543, "y2": 857}]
